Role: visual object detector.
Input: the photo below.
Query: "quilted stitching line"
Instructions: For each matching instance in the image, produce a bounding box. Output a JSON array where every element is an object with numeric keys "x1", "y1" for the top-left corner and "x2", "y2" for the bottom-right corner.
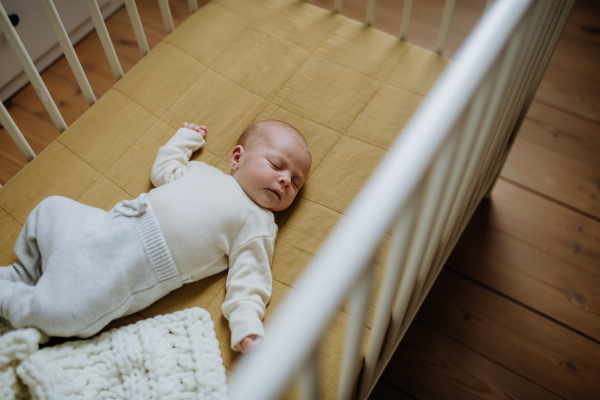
[{"x1": 0, "y1": 203, "x2": 22, "y2": 227}]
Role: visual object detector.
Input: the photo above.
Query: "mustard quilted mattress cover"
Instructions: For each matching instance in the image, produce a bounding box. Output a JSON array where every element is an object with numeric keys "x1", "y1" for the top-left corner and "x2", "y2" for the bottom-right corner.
[{"x1": 0, "y1": 0, "x2": 448, "y2": 396}]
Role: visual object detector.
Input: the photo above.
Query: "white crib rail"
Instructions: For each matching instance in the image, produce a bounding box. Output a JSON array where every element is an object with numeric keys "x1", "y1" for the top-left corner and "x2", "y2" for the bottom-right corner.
[{"x1": 228, "y1": 1, "x2": 574, "y2": 400}]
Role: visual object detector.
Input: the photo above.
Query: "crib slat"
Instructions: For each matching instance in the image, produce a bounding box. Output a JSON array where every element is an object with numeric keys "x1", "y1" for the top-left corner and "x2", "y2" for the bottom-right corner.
[
  {"x1": 422, "y1": 74, "x2": 505, "y2": 296},
  {"x1": 412, "y1": 2, "x2": 573, "y2": 318},
  {"x1": 510, "y1": 0, "x2": 574, "y2": 142},
  {"x1": 298, "y1": 349, "x2": 320, "y2": 400},
  {"x1": 366, "y1": 0, "x2": 377, "y2": 26},
  {"x1": 399, "y1": 0, "x2": 414, "y2": 40},
  {"x1": 124, "y1": 0, "x2": 150, "y2": 56},
  {"x1": 157, "y1": 0, "x2": 175, "y2": 34},
  {"x1": 422, "y1": 4, "x2": 546, "y2": 300},
  {"x1": 0, "y1": 2, "x2": 67, "y2": 133},
  {"x1": 187, "y1": 0, "x2": 198, "y2": 13},
  {"x1": 469, "y1": 0, "x2": 555, "y2": 210},
  {"x1": 357, "y1": 191, "x2": 421, "y2": 400},
  {"x1": 400, "y1": 87, "x2": 494, "y2": 329},
  {"x1": 84, "y1": 0, "x2": 123, "y2": 81},
  {"x1": 481, "y1": 0, "x2": 566, "y2": 200},
  {"x1": 380, "y1": 130, "x2": 460, "y2": 361},
  {"x1": 0, "y1": 101, "x2": 35, "y2": 162},
  {"x1": 39, "y1": 0, "x2": 96, "y2": 107},
  {"x1": 337, "y1": 263, "x2": 374, "y2": 400},
  {"x1": 435, "y1": 0, "x2": 456, "y2": 55},
  {"x1": 334, "y1": 0, "x2": 343, "y2": 14}
]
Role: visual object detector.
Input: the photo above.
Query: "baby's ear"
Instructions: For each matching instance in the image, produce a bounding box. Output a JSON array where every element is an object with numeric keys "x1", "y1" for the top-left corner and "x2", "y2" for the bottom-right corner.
[{"x1": 229, "y1": 145, "x2": 244, "y2": 171}]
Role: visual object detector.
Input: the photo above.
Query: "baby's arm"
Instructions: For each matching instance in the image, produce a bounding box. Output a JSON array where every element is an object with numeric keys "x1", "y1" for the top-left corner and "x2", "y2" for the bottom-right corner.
[
  {"x1": 150, "y1": 123, "x2": 208, "y2": 187},
  {"x1": 222, "y1": 236, "x2": 274, "y2": 352}
]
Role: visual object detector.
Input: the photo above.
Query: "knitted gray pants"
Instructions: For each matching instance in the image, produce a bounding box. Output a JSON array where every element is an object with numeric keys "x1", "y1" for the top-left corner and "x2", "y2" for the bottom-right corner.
[{"x1": 0, "y1": 194, "x2": 182, "y2": 338}]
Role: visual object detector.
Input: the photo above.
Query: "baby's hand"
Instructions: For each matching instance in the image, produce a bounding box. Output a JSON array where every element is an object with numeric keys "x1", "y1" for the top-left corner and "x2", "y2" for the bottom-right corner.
[
  {"x1": 233, "y1": 335, "x2": 263, "y2": 353},
  {"x1": 182, "y1": 122, "x2": 207, "y2": 139}
]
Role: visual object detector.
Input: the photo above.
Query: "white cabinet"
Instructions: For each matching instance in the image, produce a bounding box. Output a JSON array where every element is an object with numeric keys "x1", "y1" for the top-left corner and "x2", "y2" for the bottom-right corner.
[{"x1": 0, "y1": 0, "x2": 124, "y2": 102}]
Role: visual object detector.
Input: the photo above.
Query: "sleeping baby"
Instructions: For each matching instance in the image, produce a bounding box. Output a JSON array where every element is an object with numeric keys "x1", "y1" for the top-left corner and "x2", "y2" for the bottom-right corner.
[{"x1": 0, "y1": 119, "x2": 312, "y2": 353}]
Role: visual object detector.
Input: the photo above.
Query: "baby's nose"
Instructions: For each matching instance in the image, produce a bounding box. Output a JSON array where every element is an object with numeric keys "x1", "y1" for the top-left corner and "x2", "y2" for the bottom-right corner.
[{"x1": 278, "y1": 176, "x2": 290, "y2": 186}]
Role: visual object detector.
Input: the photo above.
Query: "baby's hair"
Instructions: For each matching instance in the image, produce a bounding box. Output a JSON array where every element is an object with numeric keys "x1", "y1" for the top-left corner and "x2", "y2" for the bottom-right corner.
[{"x1": 237, "y1": 120, "x2": 310, "y2": 155}]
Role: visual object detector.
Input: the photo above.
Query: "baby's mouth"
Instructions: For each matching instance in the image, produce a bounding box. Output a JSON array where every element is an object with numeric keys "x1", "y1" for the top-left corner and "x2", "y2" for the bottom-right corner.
[{"x1": 269, "y1": 189, "x2": 281, "y2": 199}]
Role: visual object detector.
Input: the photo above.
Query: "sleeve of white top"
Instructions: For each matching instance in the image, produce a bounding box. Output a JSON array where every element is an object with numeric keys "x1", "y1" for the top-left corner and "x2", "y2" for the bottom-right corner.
[
  {"x1": 150, "y1": 127, "x2": 205, "y2": 187},
  {"x1": 221, "y1": 235, "x2": 274, "y2": 349}
]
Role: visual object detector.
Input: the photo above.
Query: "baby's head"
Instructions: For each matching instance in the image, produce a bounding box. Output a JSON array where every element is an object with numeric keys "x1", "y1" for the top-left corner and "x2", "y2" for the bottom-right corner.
[{"x1": 229, "y1": 120, "x2": 312, "y2": 212}]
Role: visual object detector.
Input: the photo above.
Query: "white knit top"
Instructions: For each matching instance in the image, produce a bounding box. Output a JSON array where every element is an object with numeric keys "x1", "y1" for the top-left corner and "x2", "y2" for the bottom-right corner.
[{"x1": 148, "y1": 128, "x2": 277, "y2": 348}]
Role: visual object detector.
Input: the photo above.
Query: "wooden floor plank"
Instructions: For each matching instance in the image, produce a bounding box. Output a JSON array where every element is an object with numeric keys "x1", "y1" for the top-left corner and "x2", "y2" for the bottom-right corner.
[
  {"x1": 0, "y1": 154, "x2": 22, "y2": 187},
  {"x1": 483, "y1": 180, "x2": 600, "y2": 278},
  {"x1": 314, "y1": 0, "x2": 485, "y2": 58},
  {"x1": 535, "y1": 66, "x2": 600, "y2": 124},
  {"x1": 102, "y1": 7, "x2": 167, "y2": 65},
  {"x1": 559, "y1": 0, "x2": 600, "y2": 49},
  {"x1": 416, "y1": 270, "x2": 600, "y2": 399},
  {"x1": 368, "y1": 381, "x2": 415, "y2": 400},
  {"x1": 49, "y1": 38, "x2": 135, "y2": 98},
  {"x1": 135, "y1": 0, "x2": 201, "y2": 34},
  {"x1": 4, "y1": 104, "x2": 59, "y2": 154},
  {"x1": 518, "y1": 101, "x2": 600, "y2": 171},
  {"x1": 532, "y1": 0, "x2": 600, "y2": 123},
  {"x1": 9, "y1": 70, "x2": 90, "y2": 128},
  {"x1": 501, "y1": 137, "x2": 600, "y2": 219},
  {"x1": 380, "y1": 321, "x2": 563, "y2": 400},
  {"x1": 447, "y1": 216, "x2": 600, "y2": 342}
]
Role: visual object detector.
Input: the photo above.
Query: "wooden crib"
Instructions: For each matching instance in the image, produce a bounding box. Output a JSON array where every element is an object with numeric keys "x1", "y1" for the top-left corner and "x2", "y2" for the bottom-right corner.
[{"x1": 0, "y1": 0, "x2": 574, "y2": 399}]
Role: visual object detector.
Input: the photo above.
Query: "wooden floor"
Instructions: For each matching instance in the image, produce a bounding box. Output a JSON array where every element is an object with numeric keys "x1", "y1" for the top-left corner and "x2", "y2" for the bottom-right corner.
[{"x1": 1, "y1": 0, "x2": 599, "y2": 398}]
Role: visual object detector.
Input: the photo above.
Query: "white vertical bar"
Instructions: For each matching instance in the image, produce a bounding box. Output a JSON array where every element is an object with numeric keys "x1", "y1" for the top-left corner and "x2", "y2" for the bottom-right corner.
[
  {"x1": 84, "y1": 0, "x2": 123, "y2": 81},
  {"x1": 485, "y1": 0, "x2": 495, "y2": 13},
  {"x1": 473, "y1": 0, "x2": 555, "y2": 201},
  {"x1": 366, "y1": 0, "x2": 377, "y2": 26},
  {"x1": 124, "y1": 0, "x2": 150, "y2": 56},
  {"x1": 425, "y1": 4, "x2": 544, "y2": 294},
  {"x1": 400, "y1": 0, "x2": 414, "y2": 40},
  {"x1": 39, "y1": 0, "x2": 96, "y2": 107},
  {"x1": 0, "y1": 102, "x2": 36, "y2": 162},
  {"x1": 187, "y1": 0, "x2": 198, "y2": 13},
  {"x1": 298, "y1": 350, "x2": 320, "y2": 400},
  {"x1": 401, "y1": 102, "x2": 487, "y2": 325},
  {"x1": 157, "y1": 0, "x2": 175, "y2": 34},
  {"x1": 337, "y1": 263, "x2": 374, "y2": 400},
  {"x1": 499, "y1": 0, "x2": 574, "y2": 163},
  {"x1": 435, "y1": 0, "x2": 456, "y2": 55},
  {"x1": 0, "y1": 2, "x2": 67, "y2": 132},
  {"x1": 479, "y1": 0, "x2": 563, "y2": 200},
  {"x1": 334, "y1": 0, "x2": 343, "y2": 14},
  {"x1": 357, "y1": 191, "x2": 421, "y2": 400},
  {"x1": 380, "y1": 131, "x2": 460, "y2": 361}
]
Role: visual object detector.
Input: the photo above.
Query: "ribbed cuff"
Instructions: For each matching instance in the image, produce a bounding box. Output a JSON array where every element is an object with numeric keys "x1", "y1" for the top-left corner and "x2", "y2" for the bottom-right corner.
[{"x1": 133, "y1": 203, "x2": 182, "y2": 294}]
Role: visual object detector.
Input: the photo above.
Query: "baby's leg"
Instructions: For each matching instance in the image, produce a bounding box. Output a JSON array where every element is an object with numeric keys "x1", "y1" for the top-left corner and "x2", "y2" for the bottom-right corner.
[
  {"x1": 1, "y1": 196, "x2": 105, "y2": 285},
  {"x1": 0, "y1": 196, "x2": 109, "y2": 335},
  {"x1": 1, "y1": 195, "x2": 180, "y2": 337}
]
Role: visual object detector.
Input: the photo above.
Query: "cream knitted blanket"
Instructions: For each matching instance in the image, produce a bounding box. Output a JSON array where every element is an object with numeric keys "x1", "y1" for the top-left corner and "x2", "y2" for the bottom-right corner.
[{"x1": 0, "y1": 308, "x2": 227, "y2": 400}]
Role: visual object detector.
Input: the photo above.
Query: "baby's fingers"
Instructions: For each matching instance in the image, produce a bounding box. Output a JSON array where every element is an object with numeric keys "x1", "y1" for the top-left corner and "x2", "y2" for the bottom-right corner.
[{"x1": 182, "y1": 122, "x2": 208, "y2": 138}]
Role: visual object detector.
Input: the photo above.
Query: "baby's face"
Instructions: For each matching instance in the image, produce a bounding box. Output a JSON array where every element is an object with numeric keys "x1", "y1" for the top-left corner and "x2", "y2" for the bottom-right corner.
[{"x1": 230, "y1": 130, "x2": 311, "y2": 212}]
